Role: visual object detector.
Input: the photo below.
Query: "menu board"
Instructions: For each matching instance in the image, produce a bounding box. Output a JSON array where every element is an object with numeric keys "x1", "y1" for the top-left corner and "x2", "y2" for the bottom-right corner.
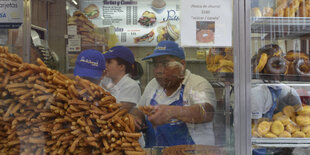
[
  {"x1": 0, "y1": 0, "x2": 23, "y2": 29},
  {"x1": 180, "y1": 0, "x2": 232, "y2": 47},
  {"x1": 80, "y1": 0, "x2": 180, "y2": 46}
]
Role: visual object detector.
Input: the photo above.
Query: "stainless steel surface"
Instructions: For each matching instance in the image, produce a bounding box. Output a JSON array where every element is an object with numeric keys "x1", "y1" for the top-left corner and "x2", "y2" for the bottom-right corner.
[
  {"x1": 225, "y1": 82, "x2": 231, "y2": 149},
  {"x1": 251, "y1": 17, "x2": 310, "y2": 39},
  {"x1": 254, "y1": 144, "x2": 310, "y2": 148},
  {"x1": 236, "y1": 0, "x2": 252, "y2": 154},
  {"x1": 252, "y1": 138, "x2": 310, "y2": 144}
]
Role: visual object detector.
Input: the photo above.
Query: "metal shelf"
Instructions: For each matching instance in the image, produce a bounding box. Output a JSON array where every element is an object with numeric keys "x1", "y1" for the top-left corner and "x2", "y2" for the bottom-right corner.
[
  {"x1": 252, "y1": 73, "x2": 310, "y2": 82},
  {"x1": 252, "y1": 138, "x2": 310, "y2": 147},
  {"x1": 251, "y1": 17, "x2": 310, "y2": 39}
]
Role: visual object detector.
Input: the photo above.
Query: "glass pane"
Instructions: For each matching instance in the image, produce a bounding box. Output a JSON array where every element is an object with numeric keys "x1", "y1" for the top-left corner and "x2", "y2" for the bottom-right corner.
[
  {"x1": 250, "y1": 0, "x2": 310, "y2": 154},
  {"x1": 1, "y1": 0, "x2": 235, "y2": 154}
]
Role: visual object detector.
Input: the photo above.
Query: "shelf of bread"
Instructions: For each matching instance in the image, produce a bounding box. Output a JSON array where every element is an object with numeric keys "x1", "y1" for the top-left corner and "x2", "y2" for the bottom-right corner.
[
  {"x1": 252, "y1": 105, "x2": 310, "y2": 139},
  {"x1": 250, "y1": 0, "x2": 310, "y2": 38},
  {"x1": 67, "y1": 11, "x2": 106, "y2": 46}
]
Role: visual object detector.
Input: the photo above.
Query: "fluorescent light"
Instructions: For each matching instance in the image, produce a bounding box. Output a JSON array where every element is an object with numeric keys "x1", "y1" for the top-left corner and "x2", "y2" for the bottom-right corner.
[{"x1": 72, "y1": 0, "x2": 77, "y2": 5}]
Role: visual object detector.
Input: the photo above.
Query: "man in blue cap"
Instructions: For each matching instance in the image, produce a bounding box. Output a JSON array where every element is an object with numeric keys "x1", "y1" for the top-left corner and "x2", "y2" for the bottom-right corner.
[
  {"x1": 74, "y1": 49, "x2": 106, "y2": 85},
  {"x1": 138, "y1": 40, "x2": 217, "y2": 147}
]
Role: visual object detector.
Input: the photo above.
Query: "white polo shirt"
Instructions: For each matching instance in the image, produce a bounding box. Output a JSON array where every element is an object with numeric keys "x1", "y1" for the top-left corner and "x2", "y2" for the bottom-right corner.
[
  {"x1": 100, "y1": 74, "x2": 141, "y2": 104},
  {"x1": 138, "y1": 70, "x2": 217, "y2": 145},
  {"x1": 251, "y1": 84, "x2": 302, "y2": 119}
]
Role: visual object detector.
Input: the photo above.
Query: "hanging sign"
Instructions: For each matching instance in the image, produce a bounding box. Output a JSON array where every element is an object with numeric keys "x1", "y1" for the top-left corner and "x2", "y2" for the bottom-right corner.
[
  {"x1": 180, "y1": 0, "x2": 232, "y2": 47},
  {"x1": 0, "y1": 0, "x2": 23, "y2": 29}
]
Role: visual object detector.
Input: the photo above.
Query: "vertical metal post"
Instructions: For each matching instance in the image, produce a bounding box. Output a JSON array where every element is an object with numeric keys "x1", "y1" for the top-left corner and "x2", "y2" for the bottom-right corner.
[
  {"x1": 234, "y1": 0, "x2": 252, "y2": 154},
  {"x1": 23, "y1": 0, "x2": 31, "y2": 63},
  {"x1": 245, "y1": 0, "x2": 253, "y2": 154},
  {"x1": 224, "y1": 82, "x2": 231, "y2": 151}
]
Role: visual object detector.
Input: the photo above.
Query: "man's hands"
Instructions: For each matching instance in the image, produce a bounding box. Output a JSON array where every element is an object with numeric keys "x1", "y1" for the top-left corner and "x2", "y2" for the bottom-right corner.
[
  {"x1": 148, "y1": 105, "x2": 180, "y2": 126},
  {"x1": 139, "y1": 103, "x2": 214, "y2": 127},
  {"x1": 129, "y1": 108, "x2": 146, "y2": 132}
]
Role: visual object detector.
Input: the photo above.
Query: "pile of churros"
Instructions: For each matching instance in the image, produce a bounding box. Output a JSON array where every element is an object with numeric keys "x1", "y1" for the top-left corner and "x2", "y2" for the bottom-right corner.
[{"x1": 0, "y1": 46, "x2": 145, "y2": 155}]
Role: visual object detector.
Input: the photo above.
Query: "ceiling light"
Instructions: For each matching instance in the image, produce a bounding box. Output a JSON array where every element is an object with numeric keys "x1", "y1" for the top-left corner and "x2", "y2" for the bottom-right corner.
[{"x1": 72, "y1": 0, "x2": 77, "y2": 5}]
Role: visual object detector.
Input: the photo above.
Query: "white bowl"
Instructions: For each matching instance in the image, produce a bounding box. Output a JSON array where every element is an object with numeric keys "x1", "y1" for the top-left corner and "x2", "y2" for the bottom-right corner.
[{"x1": 151, "y1": 6, "x2": 165, "y2": 14}]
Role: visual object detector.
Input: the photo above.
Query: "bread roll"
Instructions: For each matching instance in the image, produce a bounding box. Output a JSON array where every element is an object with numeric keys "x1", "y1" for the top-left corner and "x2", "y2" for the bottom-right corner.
[
  {"x1": 263, "y1": 7, "x2": 274, "y2": 17},
  {"x1": 251, "y1": 8, "x2": 262, "y2": 17},
  {"x1": 277, "y1": 0, "x2": 288, "y2": 8},
  {"x1": 289, "y1": 0, "x2": 300, "y2": 9},
  {"x1": 275, "y1": 8, "x2": 285, "y2": 16},
  {"x1": 299, "y1": 1, "x2": 310, "y2": 17},
  {"x1": 284, "y1": 8, "x2": 296, "y2": 17}
]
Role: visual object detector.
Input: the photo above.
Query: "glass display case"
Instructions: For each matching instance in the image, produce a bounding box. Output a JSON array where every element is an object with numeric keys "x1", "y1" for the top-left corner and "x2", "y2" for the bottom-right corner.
[
  {"x1": 0, "y1": 0, "x2": 241, "y2": 154},
  {"x1": 247, "y1": 0, "x2": 310, "y2": 154}
]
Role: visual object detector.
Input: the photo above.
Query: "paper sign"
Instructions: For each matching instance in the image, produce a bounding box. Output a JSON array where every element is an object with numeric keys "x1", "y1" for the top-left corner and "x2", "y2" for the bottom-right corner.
[
  {"x1": 180, "y1": 0, "x2": 232, "y2": 47},
  {"x1": 68, "y1": 35, "x2": 81, "y2": 51},
  {"x1": 0, "y1": 0, "x2": 23, "y2": 29},
  {"x1": 67, "y1": 25, "x2": 77, "y2": 35}
]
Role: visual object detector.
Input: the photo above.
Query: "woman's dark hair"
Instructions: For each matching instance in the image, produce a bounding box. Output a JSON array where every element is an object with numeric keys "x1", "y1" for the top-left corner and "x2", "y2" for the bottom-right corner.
[{"x1": 109, "y1": 58, "x2": 144, "y2": 80}]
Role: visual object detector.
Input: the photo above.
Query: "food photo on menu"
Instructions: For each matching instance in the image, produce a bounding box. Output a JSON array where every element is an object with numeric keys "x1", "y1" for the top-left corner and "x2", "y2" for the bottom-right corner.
[
  {"x1": 151, "y1": 0, "x2": 166, "y2": 14},
  {"x1": 138, "y1": 11, "x2": 157, "y2": 26},
  {"x1": 83, "y1": 4, "x2": 100, "y2": 19},
  {"x1": 196, "y1": 21, "x2": 215, "y2": 44},
  {"x1": 157, "y1": 21, "x2": 180, "y2": 42},
  {"x1": 133, "y1": 29, "x2": 155, "y2": 44}
]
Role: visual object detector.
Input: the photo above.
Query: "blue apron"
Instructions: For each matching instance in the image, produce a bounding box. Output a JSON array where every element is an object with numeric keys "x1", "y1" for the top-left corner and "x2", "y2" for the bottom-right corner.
[
  {"x1": 145, "y1": 85, "x2": 195, "y2": 147},
  {"x1": 263, "y1": 86, "x2": 282, "y2": 119},
  {"x1": 253, "y1": 86, "x2": 282, "y2": 155}
]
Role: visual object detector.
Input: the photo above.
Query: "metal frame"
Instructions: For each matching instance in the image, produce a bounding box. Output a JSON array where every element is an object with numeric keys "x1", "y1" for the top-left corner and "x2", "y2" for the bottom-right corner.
[
  {"x1": 234, "y1": 0, "x2": 252, "y2": 154},
  {"x1": 23, "y1": 0, "x2": 32, "y2": 63}
]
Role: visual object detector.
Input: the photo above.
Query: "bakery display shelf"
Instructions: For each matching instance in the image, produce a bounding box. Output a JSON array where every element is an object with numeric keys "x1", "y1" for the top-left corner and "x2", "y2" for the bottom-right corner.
[
  {"x1": 252, "y1": 138, "x2": 310, "y2": 147},
  {"x1": 211, "y1": 72, "x2": 234, "y2": 82},
  {"x1": 214, "y1": 72, "x2": 310, "y2": 82},
  {"x1": 252, "y1": 73, "x2": 310, "y2": 82},
  {"x1": 251, "y1": 17, "x2": 310, "y2": 39}
]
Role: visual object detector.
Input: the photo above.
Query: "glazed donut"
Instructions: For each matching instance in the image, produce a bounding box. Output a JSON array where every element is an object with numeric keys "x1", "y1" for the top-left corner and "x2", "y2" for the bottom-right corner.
[
  {"x1": 295, "y1": 59, "x2": 310, "y2": 76},
  {"x1": 196, "y1": 29, "x2": 214, "y2": 43},
  {"x1": 252, "y1": 53, "x2": 268, "y2": 73},
  {"x1": 285, "y1": 50, "x2": 309, "y2": 61},
  {"x1": 258, "y1": 44, "x2": 283, "y2": 57},
  {"x1": 286, "y1": 61, "x2": 297, "y2": 75},
  {"x1": 266, "y1": 56, "x2": 287, "y2": 74}
]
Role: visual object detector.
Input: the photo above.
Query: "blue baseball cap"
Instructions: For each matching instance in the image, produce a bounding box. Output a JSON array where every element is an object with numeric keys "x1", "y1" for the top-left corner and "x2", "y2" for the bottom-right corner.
[
  {"x1": 104, "y1": 46, "x2": 135, "y2": 64},
  {"x1": 74, "y1": 49, "x2": 105, "y2": 80},
  {"x1": 142, "y1": 40, "x2": 185, "y2": 60}
]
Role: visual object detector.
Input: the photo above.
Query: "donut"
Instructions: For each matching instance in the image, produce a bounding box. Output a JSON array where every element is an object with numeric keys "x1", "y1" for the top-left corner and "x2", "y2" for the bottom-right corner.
[
  {"x1": 258, "y1": 44, "x2": 283, "y2": 57},
  {"x1": 196, "y1": 29, "x2": 214, "y2": 43},
  {"x1": 266, "y1": 56, "x2": 287, "y2": 74},
  {"x1": 285, "y1": 50, "x2": 309, "y2": 61},
  {"x1": 252, "y1": 53, "x2": 268, "y2": 73},
  {"x1": 286, "y1": 61, "x2": 296, "y2": 75},
  {"x1": 295, "y1": 59, "x2": 310, "y2": 76}
]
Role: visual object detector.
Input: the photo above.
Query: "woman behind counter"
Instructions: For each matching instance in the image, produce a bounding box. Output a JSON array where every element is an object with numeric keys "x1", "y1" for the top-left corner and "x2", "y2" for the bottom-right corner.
[{"x1": 100, "y1": 46, "x2": 142, "y2": 111}]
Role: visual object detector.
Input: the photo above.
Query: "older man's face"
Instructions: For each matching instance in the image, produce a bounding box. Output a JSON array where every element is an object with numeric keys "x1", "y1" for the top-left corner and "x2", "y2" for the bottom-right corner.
[{"x1": 153, "y1": 56, "x2": 185, "y2": 89}]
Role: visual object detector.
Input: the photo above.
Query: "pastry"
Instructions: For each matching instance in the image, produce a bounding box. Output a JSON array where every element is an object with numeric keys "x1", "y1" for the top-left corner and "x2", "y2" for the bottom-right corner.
[
  {"x1": 263, "y1": 7, "x2": 274, "y2": 16},
  {"x1": 271, "y1": 120, "x2": 285, "y2": 135},
  {"x1": 251, "y1": 8, "x2": 262, "y2": 17}
]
